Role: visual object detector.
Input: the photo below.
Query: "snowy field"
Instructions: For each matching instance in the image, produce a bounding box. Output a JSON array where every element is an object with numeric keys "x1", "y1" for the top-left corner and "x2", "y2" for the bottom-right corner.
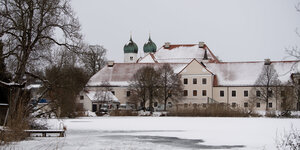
[{"x1": 4, "y1": 117, "x2": 300, "y2": 150}]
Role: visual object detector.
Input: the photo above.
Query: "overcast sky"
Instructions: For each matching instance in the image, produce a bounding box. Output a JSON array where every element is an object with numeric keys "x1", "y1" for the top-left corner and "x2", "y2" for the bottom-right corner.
[{"x1": 71, "y1": 0, "x2": 300, "y2": 63}]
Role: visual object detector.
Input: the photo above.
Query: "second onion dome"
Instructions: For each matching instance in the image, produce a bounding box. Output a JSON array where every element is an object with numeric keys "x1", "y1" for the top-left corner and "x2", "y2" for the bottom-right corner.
[{"x1": 143, "y1": 36, "x2": 157, "y2": 53}]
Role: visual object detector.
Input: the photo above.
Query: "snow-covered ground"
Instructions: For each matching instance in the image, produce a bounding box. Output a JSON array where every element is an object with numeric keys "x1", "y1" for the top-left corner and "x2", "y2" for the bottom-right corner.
[{"x1": 4, "y1": 117, "x2": 300, "y2": 150}]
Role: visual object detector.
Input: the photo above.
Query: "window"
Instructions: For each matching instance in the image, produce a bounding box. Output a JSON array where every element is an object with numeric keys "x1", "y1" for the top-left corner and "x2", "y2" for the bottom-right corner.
[
  {"x1": 168, "y1": 102, "x2": 172, "y2": 108},
  {"x1": 268, "y1": 90, "x2": 272, "y2": 97},
  {"x1": 154, "y1": 102, "x2": 158, "y2": 107},
  {"x1": 92, "y1": 104, "x2": 97, "y2": 112},
  {"x1": 168, "y1": 92, "x2": 172, "y2": 97},
  {"x1": 193, "y1": 78, "x2": 197, "y2": 84},
  {"x1": 232, "y1": 102, "x2": 236, "y2": 108},
  {"x1": 202, "y1": 104, "x2": 207, "y2": 108},
  {"x1": 256, "y1": 103, "x2": 260, "y2": 108},
  {"x1": 111, "y1": 91, "x2": 115, "y2": 95},
  {"x1": 184, "y1": 78, "x2": 188, "y2": 84},
  {"x1": 244, "y1": 90, "x2": 248, "y2": 97},
  {"x1": 126, "y1": 91, "x2": 131, "y2": 97},
  {"x1": 202, "y1": 78, "x2": 207, "y2": 84},
  {"x1": 268, "y1": 102, "x2": 272, "y2": 108},
  {"x1": 281, "y1": 91, "x2": 285, "y2": 97},
  {"x1": 202, "y1": 90, "x2": 207, "y2": 96},
  {"x1": 183, "y1": 90, "x2": 188, "y2": 96},
  {"x1": 220, "y1": 90, "x2": 224, "y2": 97},
  {"x1": 130, "y1": 56, "x2": 133, "y2": 60},
  {"x1": 256, "y1": 91, "x2": 261, "y2": 97},
  {"x1": 80, "y1": 95, "x2": 84, "y2": 100},
  {"x1": 232, "y1": 90, "x2": 236, "y2": 97},
  {"x1": 244, "y1": 102, "x2": 248, "y2": 107},
  {"x1": 193, "y1": 90, "x2": 197, "y2": 96}
]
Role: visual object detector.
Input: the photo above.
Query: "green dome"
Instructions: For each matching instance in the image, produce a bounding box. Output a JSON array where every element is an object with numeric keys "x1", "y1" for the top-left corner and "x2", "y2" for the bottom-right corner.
[
  {"x1": 124, "y1": 37, "x2": 138, "y2": 53},
  {"x1": 143, "y1": 37, "x2": 157, "y2": 53}
]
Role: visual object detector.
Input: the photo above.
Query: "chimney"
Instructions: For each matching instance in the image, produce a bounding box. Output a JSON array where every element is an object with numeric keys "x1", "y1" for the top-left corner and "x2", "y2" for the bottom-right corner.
[
  {"x1": 199, "y1": 42, "x2": 205, "y2": 48},
  {"x1": 107, "y1": 61, "x2": 114, "y2": 67},
  {"x1": 203, "y1": 49, "x2": 208, "y2": 60},
  {"x1": 164, "y1": 42, "x2": 170, "y2": 48},
  {"x1": 264, "y1": 59, "x2": 271, "y2": 65}
]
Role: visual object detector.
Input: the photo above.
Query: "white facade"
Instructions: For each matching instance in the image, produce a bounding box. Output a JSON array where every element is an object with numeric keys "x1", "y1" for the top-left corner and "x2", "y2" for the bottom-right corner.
[
  {"x1": 80, "y1": 42, "x2": 300, "y2": 112},
  {"x1": 124, "y1": 53, "x2": 138, "y2": 63}
]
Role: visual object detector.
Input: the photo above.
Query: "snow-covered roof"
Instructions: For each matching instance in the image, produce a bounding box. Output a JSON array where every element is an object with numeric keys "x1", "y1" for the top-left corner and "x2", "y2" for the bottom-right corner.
[
  {"x1": 206, "y1": 61, "x2": 300, "y2": 86},
  {"x1": 87, "y1": 63, "x2": 187, "y2": 87},
  {"x1": 86, "y1": 91, "x2": 119, "y2": 102},
  {"x1": 138, "y1": 44, "x2": 219, "y2": 63}
]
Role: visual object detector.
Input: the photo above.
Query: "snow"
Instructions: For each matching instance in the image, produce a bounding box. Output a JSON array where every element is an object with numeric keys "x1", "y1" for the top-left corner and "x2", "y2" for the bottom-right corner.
[
  {"x1": 86, "y1": 90, "x2": 119, "y2": 102},
  {"x1": 26, "y1": 84, "x2": 42, "y2": 90},
  {"x1": 9, "y1": 117, "x2": 300, "y2": 150},
  {"x1": 87, "y1": 63, "x2": 187, "y2": 87},
  {"x1": 139, "y1": 45, "x2": 216, "y2": 63},
  {"x1": 206, "y1": 61, "x2": 300, "y2": 86},
  {"x1": 139, "y1": 53, "x2": 156, "y2": 63}
]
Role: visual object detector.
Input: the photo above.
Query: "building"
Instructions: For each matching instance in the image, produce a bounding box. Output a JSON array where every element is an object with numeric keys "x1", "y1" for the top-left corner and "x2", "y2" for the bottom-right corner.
[{"x1": 77, "y1": 36, "x2": 300, "y2": 112}]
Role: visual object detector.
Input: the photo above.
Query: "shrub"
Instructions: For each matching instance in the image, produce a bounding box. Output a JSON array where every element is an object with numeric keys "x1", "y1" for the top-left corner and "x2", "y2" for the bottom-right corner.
[
  {"x1": 168, "y1": 104, "x2": 259, "y2": 117},
  {"x1": 276, "y1": 125, "x2": 300, "y2": 150},
  {"x1": 109, "y1": 110, "x2": 138, "y2": 116}
]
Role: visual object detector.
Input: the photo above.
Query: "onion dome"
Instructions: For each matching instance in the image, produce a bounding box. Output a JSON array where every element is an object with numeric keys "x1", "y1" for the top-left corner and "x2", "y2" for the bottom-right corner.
[
  {"x1": 124, "y1": 36, "x2": 138, "y2": 53},
  {"x1": 143, "y1": 36, "x2": 157, "y2": 53}
]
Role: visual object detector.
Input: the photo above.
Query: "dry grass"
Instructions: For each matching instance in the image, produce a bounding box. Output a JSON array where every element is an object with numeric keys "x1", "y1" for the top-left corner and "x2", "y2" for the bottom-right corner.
[
  {"x1": 109, "y1": 110, "x2": 138, "y2": 116},
  {"x1": 168, "y1": 104, "x2": 260, "y2": 117}
]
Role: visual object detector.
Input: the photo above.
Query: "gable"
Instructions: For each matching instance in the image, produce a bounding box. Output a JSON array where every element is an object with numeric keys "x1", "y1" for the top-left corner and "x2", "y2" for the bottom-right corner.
[{"x1": 179, "y1": 59, "x2": 213, "y2": 75}]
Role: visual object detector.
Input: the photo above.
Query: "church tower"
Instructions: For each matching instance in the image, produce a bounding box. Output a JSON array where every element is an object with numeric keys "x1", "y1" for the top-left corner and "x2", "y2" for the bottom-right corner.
[
  {"x1": 143, "y1": 35, "x2": 157, "y2": 56},
  {"x1": 124, "y1": 36, "x2": 138, "y2": 63}
]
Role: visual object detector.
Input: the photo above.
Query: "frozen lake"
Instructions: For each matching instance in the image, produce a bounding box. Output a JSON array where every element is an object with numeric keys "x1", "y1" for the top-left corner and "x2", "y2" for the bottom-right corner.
[{"x1": 7, "y1": 117, "x2": 300, "y2": 150}]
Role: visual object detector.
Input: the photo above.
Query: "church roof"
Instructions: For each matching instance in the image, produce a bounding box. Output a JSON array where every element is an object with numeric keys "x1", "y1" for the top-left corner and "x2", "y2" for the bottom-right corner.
[
  {"x1": 87, "y1": 63, "x2": 187, "y2": 87},
  {"x1": 124, "y1": 37, "x2": 138, "y2": 53},
  {"x1": 87, "y1": 60, "x2": 300, "y2": 87},
  {"x1": 143, "y1": 37, "x2": 157, "y2": 53},
  {"x1": 138, "y1": 44, "x2": 219, "y2": 63}
]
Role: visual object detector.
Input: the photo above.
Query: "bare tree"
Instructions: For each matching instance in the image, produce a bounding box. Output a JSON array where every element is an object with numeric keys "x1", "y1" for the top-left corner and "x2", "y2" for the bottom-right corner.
[
  {"x1": 129, "y1": 66, "x2": 160, "y2": 113},
  {"x1": 0, "y1": 0, "x2": 82, "y2": 117},
  {"x1": 158, "y1": 63, "x2": 183, "y2": 111},
  {"x1": 251, "y1": 62, "x2": 281, "y2": 111},
  {"x1": 81, "y1": 45, "x2": 107, "y2": 76},
  {"x1": 93, "y1": 81, "x2": 113, "y2": 111}
]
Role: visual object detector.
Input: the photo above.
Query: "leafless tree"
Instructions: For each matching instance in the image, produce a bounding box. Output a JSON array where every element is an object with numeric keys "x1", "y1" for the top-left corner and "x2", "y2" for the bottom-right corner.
[
  {"x1": 158, "y1": 63, "x2": 183, "y2": 111},
  {"x1": 81, "y1": 45, "x2": 107, "y2": 76},
  {"x1": 251, "y1": 63, "x2": 281, "y2": 111},
  {"x1": 93, "y1": 81, "x2": 113, "y2": 111},
  {"x1": 0, "y1": 0, "x2": 82, "y2": 118},
  {"x1": 129, "y1": 66, "x2": 160, "y2": 113}
]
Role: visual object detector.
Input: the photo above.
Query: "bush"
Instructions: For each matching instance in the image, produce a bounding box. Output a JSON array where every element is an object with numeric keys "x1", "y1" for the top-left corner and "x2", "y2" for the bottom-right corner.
[
  {"x1": 168, "y1": 104, "x2": 259, "y2": 117},
  {"x1": 109, "y1": 110, "x2": 138, "y2": 116},
  {"x1": 276, "y1": 125, "x2": 300, "y2": 150}
]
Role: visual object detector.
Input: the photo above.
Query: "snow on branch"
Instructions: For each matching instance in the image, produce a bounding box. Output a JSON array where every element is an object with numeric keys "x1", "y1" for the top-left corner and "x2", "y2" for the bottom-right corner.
[{"x1": 0, "y1": 80, "x2": 26, "y2": 88}]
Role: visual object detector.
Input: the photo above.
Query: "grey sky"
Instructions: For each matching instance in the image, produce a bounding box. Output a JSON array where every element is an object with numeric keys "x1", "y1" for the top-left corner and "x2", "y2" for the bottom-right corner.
[{"x1": 71, "y1": 0, "x2": 300, "y2": 62}]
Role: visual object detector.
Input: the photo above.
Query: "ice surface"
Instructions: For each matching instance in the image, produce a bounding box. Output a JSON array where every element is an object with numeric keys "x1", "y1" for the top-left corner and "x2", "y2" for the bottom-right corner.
[{"x1": 9, "y1": 117, "x2": 300, "y2": 150}]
